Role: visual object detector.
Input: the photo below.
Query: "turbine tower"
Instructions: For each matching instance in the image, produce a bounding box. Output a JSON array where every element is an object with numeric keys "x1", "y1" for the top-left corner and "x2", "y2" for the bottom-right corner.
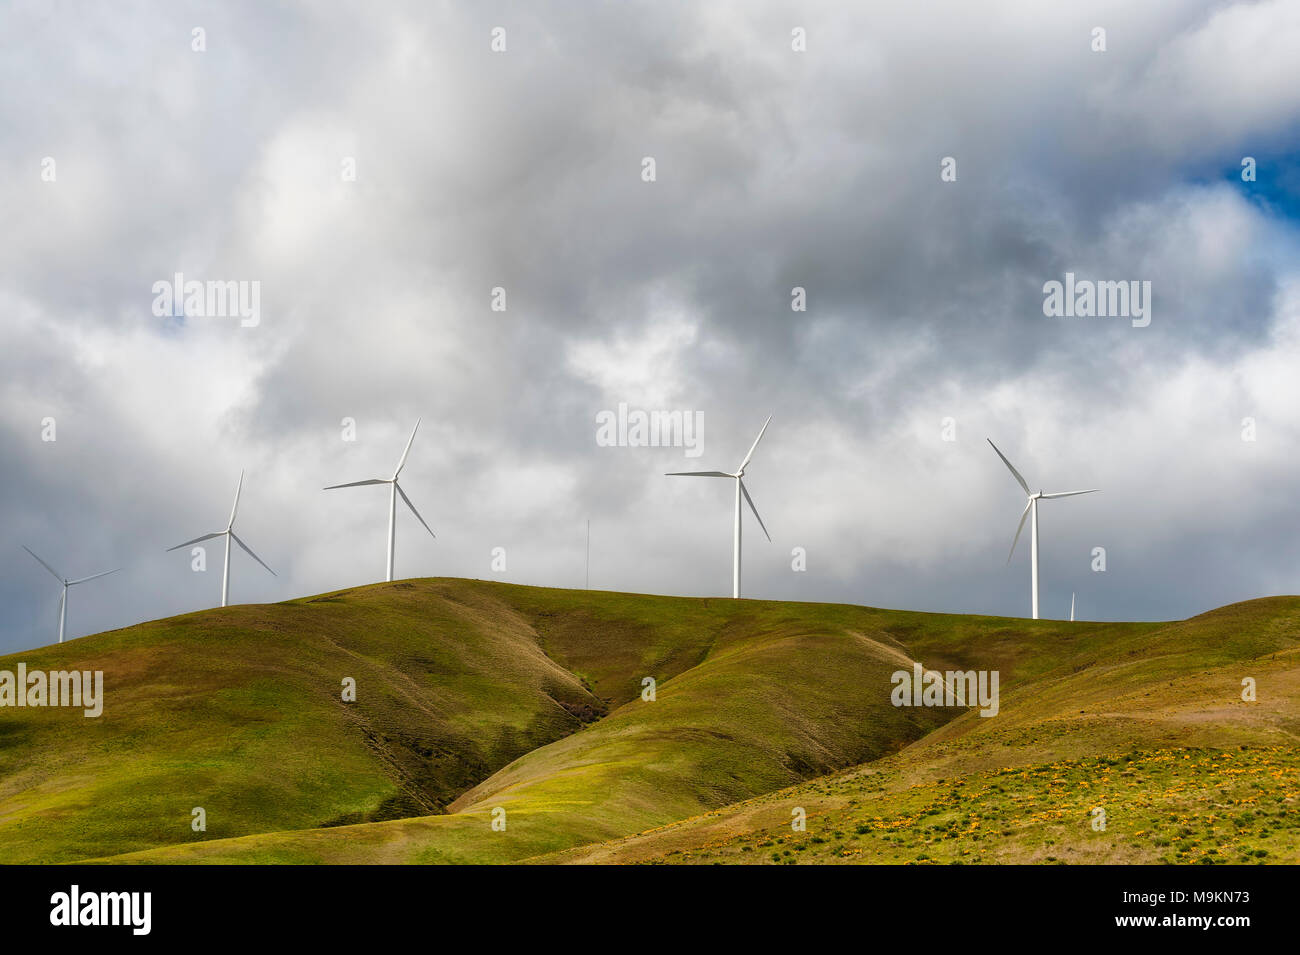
[
  {"x1": 324, "y1": 419, "x2": 435, "y2": 582},
  {"x1": 22, "y1": 546, "x2": 119, "y2": 644},
  {"x1": 988, "y1": 439, "x2": 1097, "y2": 620},
  {"x1": 168, "y1": 470, "x2": 276, "y2": 607},
  {"x1": 667, "y1": 415, "x2": 772, "y2": 599}
]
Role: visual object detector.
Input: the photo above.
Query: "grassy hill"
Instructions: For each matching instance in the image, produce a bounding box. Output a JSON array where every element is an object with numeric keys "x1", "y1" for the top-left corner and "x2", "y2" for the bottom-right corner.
[
  {"x1": 540, "y1": 599, "x2": 1300, "y2": 864},
  {"x1": 0, "y1": 579, "x2": 955, "y2": 863},
  {"x1": 1, "y1": 580, "x2": 1296, "y2": 864},
  {"x1": 0, "y1": 579, "x2": 610, "y2": 862}
]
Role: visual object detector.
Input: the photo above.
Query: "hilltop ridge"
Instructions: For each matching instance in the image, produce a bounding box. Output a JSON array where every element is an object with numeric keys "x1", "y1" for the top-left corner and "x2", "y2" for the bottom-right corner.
[{"x1": 0, "y1": 580, "x2": 1295, "y2": 864}]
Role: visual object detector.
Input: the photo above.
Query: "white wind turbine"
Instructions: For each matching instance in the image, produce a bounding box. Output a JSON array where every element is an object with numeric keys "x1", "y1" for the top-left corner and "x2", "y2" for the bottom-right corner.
[
  {"x1": 666, "y1": 415, "x2": 772, "y2": 599},
  {"x1": 168, "y1": 470, "x2": 276, "y2": 608},
  {"x1": 324, "y1": 419, "x2": 435, "y2": 582},
  {"x1": 988, "y1": 439, "x2": 1097, "y2": 620},
  {"x1": 22, "y1": 546, "x2": 119, "y2": 644}
]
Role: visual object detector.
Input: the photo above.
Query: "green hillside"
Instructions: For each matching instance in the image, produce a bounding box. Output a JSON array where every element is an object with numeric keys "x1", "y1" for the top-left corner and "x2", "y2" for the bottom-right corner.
[
  {"x1": 540, "y1": 599, "x2": 1300, "y2": 864},
  {"x1": 0, "y1": 579, "x2": 957, "y2": 863},
  {"x1": 0, "y1": 579, "x2": 608, "y2": 862},
  {"x1": 2, "y1": 580, "x2": 1296, "y2": 865}
]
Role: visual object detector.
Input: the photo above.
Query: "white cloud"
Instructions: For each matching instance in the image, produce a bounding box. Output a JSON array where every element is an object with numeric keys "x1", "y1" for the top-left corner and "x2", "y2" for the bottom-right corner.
[{"x1": 3, "y1": 1, "x2": 1300, "y2": 648}]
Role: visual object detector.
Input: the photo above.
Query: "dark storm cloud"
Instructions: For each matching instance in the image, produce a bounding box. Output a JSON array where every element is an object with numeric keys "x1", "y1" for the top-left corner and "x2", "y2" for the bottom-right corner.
[{"x1": 2, "y1": 0, "x2": 1300, "y2": 651}]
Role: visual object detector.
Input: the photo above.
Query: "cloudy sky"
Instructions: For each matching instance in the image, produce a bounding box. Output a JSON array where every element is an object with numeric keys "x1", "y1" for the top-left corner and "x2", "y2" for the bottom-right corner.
[{"x1": 3, "y1": 0, "x2": 1300, "y2": 652}]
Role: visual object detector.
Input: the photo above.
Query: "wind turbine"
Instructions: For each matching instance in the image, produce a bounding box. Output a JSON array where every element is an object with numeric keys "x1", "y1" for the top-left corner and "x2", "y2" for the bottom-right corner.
[
  {"x1": 22, "y1": 546, "x2": 119, "y2": 644},
  {"x1": 324, "y1": 419, "x2": 435, "y2": 582},
  {"x1": 1070, "y1": 592, "x2": 1076, "y2": 622},
  {"x1": 666, "y1": 415, "x2": 772, "y2": 599},
  {"x1": 167, "y1": 470, "x2": 276, "y2": 607},
  {"x1": 988, "y1": 439, "x2": 1098, "y2": 620}
]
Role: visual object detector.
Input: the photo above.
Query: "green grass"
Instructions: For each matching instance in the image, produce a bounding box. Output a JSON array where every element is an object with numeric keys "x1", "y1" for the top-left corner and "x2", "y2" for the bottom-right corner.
[
  {"x1": 0, "y1": 579, "x2": 604, "y2": 862},
  {"x1": 555, "y1": 746, "x2": 1299, "y2": 865},
  {"x1": 2, "y1": 580, "x2": 1296, "y2": 865},
  {"x1": 538, "y1": 600, "x2": 1300, "y2": 864}
]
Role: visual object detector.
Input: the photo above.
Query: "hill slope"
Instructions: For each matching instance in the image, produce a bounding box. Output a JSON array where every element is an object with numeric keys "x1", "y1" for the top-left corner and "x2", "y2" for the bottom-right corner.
[
  {"x1": 540, "y1": 599, "x2": 1300, "y2": 864},
  {"x1": 0, "y1": 579, "x2": 962, "y2": 863},
  {"x1": 0, "y1": 579, "x2": 609, "y2": 862},
  {"x1": 3, "y1": 581, "x2": 1296, "y2": 865}
]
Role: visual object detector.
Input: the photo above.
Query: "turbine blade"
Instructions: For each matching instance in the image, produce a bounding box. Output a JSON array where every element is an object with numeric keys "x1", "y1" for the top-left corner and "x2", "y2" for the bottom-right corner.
[
  {"x1": 230, "y1": 531, "x2": 276, "y2": 577},
  {"x1": 396, "y1": 482, "x2": 436, "y2": 538},
  {"x1": 67, "y1": 563, "x2": 122, "y2": 587},
  {"x1": 22, "y1": 546, "x2": 64, "y2": 583},
  {"x1": 394, "y1": 418, "x2": 421, "y2": 478},
  {"x1": 228, "y1": 469, "x2": 245, "y2": 529},
  {"x1": 323, "y1": 478, "x2": 388, "y2": 490},
  {"x1": 987, "y1": 439, "x2": 1030, "y2": 494},
  {"x1": 664, "y1": 471, "x2": 733, "y2": 478},
  {"x1": 1007, "y1": 498, "x2": 1032, "y2": 564},
  {"x1": 740, "y1": 480, "x2": 771, "y2": 542},
  {"x1": 166, "y1": 532, "x2": 224, "y2": 552},
  {"x1": 1040, "y1": 489, "x2": 1100, "y2": 499},
  {"x1": 67, "y1": 568, "x2": 121, "y2": 586},
  {"x1": 738, "y1": 415, "x2": 773, "y2": 471}
]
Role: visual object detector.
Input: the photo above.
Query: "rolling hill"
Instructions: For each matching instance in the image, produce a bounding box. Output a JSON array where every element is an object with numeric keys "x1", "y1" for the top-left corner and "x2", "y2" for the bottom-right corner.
[
  {"x1": 541, "y1": 598, "x2": 1300, "y2": 864},
  {"x1": 0, "y1": 580, "x2": 1295, "y2": 864}
]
